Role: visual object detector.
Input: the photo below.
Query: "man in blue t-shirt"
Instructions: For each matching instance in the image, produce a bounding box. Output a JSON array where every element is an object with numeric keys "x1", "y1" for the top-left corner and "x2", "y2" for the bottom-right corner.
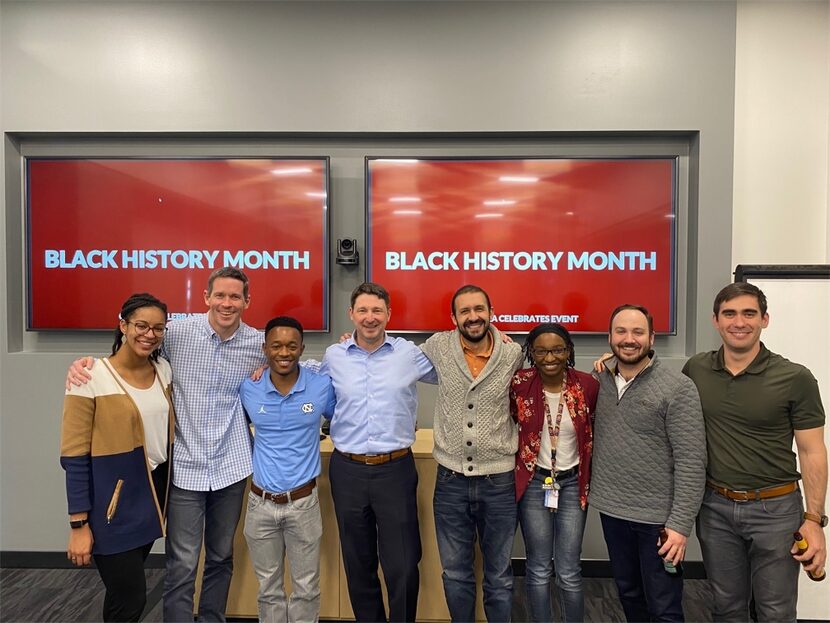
[{"x1": 239, "y1": 316, "x2": 336, "y2": 623}]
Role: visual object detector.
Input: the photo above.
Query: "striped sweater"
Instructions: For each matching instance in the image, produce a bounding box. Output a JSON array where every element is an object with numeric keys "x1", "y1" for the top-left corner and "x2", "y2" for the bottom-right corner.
[{"x1": 60, "y1": 358, "x2": 174, "y2": 555}]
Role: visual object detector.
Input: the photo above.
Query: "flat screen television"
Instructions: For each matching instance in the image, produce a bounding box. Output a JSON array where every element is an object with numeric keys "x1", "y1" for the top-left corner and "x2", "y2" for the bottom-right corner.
[
  {"x1": 366, "y1": 157, "x2": 676, "y2": 334},
  {"x1": 27, "y1": 157, "x2": 329, "y2": 331}
]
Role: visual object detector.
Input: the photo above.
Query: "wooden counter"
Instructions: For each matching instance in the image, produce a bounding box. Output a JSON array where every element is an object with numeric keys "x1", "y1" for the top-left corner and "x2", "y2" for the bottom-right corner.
[{"x1": 197, "y1": 429, "x2": 485, "y2": 621}]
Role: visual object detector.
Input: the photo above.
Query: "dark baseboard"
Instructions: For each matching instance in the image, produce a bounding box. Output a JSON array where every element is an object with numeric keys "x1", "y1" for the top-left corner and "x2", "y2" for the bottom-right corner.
[
  {"x1": 1, "y1": 551, "x2": 166, "y2": 569},
  {"x1": 3, "y1": 551, "x2": 704, "y2": 579},
  {"x1": 510, "y1": 557, "x2": 708, "y2": 579}
]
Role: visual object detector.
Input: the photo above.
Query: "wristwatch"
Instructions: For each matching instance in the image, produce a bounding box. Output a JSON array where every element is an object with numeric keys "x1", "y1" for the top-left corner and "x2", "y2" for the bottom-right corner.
[
  {"x1": 69, "y1": 518, "x2": 89, "y2": 529},
  {"x1": 804, "y1": 512, "x2": 829, "y2": 528}
]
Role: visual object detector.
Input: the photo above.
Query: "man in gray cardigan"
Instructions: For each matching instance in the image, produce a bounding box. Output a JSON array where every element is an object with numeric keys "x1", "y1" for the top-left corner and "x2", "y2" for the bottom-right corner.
[
  {"x1": 590, "y1": 304, "x2": 706, "y2": 623},
  {"x1": 421, "y1": 285, "x2": 524, "y2": 623}
]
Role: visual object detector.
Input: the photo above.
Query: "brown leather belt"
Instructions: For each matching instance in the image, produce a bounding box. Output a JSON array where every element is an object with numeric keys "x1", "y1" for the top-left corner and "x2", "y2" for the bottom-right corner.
[
  {"x1": 251, "y1": 479, "x2": 316, "y2": 504},
  {"x1": 338, "y1": 448, "x2": 411, "y2": 465},
  {"x1": 707, "y1": 480, "x2": 797, "y2": 502}
]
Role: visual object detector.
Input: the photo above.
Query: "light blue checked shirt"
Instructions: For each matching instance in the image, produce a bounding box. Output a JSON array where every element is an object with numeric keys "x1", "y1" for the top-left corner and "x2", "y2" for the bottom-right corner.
[
  {"x1": 162, "y1": 314, "x2": 265, "y2": 491},
  {"x1": 321, "y1": 333, "x2": 437, "y2": 454}
]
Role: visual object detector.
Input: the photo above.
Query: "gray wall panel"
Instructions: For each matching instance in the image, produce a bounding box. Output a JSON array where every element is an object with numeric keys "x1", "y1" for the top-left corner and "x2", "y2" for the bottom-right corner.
[{"x1": 1, "y1": 1, "x2": 736, "y2": 563}]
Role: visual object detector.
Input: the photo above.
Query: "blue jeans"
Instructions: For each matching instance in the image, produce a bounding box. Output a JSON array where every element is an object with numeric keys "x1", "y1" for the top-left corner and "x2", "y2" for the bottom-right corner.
[
  {"x1": 518, "y1": 470, "x2": 586, "y2": 623},
  {"x1": 433, "y1": 466, "x2": 516, "y2": 623},
  {"x1": 600, "y1": 513, "x2": 684, "y2": 623},
  {"x1": 696, "y1": 488, "x2": 801, "y2": 623},
  {"x1": 163, "y1": 479, "x2": 247, "y2": 622}
]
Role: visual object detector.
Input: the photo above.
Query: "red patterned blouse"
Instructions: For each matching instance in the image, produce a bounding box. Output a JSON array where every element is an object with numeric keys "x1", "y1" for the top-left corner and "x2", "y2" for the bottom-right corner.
[{"x1": 511, "y1": 366, "x2": 599, "y2": 509}]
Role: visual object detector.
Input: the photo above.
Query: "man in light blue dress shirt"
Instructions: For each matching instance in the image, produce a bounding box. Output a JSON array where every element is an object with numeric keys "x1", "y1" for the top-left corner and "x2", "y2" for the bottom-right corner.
[
  {"x1": 239, "y1": 316, "x2": 336, "y2": 623},
  {"x1": 321, "y1": 282, "x2": 437, "y2": 623}
]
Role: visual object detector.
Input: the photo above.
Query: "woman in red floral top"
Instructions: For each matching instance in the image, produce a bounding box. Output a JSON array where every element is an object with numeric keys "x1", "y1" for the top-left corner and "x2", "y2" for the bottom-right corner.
[{"x1": 511, "y1": 323, "x2": 599, "y2": 623}]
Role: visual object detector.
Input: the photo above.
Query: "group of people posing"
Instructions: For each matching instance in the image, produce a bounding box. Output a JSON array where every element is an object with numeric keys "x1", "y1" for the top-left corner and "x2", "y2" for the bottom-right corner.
[{"x1": 60, "y1": 267, "x2": 827, "y2": 623}]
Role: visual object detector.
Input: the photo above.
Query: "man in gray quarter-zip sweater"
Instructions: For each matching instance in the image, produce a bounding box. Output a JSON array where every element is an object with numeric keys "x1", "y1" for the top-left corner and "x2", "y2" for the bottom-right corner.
[{"x1": 590, "y1": 304, "x2": 706, "y2": 623}]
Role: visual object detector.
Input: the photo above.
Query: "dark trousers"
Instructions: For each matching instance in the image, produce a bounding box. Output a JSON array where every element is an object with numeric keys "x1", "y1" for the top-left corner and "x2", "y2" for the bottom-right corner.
[
  {"x1": 94, "y1": 543, "x2": 154, "y2": 622},
  {"x1": 600, "y1": 513, "x2": 684, "y2": 623},
  {"x1": 329, "y1": 450, "x2": 421, "y2": 623},
  {"x1": 93, "y1": 461, "x2": 168, "y2": 622}
]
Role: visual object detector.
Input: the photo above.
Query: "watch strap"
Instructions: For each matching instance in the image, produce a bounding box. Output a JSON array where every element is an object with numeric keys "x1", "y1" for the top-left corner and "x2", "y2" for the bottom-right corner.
[
  {"x1": 69, "y1": 518, "x2": 89, "y2": 529},
  {"x1": 803, "y1": 512, "x2": 828, "y2": 527}
]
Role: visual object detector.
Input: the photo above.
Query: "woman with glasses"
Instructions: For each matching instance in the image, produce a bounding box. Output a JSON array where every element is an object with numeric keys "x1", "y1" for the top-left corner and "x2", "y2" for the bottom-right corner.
[
  {"x1": 61, "y1": 293, "x2": 174, "y2": 622},
  {"x1": 511, "y1": 323, "x2": 599, "y2": 623}
]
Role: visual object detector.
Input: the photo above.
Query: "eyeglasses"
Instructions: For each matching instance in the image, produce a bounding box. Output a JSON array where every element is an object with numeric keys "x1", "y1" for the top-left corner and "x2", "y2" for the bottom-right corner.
[
  {"x1": 531, "y1": 347, "x2": 569, "y2": 358},
  {"x1": 128, "y1": 321, "x2": 166, "y2": 337}
]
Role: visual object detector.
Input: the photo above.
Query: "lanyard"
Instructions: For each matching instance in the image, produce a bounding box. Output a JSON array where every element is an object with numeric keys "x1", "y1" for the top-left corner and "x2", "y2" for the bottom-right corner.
[{"x1": 543, "y1": 390, "x2": 566, "y2": 473}]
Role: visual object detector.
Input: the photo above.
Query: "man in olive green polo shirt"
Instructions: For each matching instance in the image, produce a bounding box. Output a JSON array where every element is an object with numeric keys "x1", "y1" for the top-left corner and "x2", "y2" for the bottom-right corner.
[{"x1": 682, "y1": 282, "x2": 827, "y2": 622}]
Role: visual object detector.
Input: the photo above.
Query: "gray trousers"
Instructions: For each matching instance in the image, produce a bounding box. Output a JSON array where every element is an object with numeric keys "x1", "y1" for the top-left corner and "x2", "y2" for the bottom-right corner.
[
  {"x1": 696, "y1": 487, "x2": 802, "y2": 623},
  {"x1": 243, "y1": 488, "x2": 323, "y2": 623}
]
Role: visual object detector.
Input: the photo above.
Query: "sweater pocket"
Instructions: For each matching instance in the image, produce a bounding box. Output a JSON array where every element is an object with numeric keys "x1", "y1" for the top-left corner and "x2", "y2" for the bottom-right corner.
[{"x1": 106, "y1": 479, "x2": 125, "y2": 524}]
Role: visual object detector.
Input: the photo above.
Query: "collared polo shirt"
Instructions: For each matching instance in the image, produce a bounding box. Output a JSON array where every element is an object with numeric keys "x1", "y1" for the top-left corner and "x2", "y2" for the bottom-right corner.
[
  {"x1": 461, "y1": 332, "x2": 493, "y2": 379},
  {"x1": 240, "y1": 367, "x2": 336, "y2": 493},
  {"x1": 321, "y1": 333, "x2": 437, "y2": 454},
  {"x1": 162, "y1": 313, "x2": 264, "y2": 491},
  {"x1": 683, "y1": 343, "x2": 825, "y2": 490}
]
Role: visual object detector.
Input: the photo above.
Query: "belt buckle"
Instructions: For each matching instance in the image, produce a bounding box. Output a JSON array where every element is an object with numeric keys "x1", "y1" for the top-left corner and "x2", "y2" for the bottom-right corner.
[
  {"x1": 266, "y1": 490, "x2": 287, "y2": 504},
  {"x1": 731, "y1": 489, "x2": 752, "y2": 502}
]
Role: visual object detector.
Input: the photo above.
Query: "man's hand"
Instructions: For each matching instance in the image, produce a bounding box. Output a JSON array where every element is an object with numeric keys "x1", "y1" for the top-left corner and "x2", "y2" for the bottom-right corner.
[
  {"x1": 338, "y1": 333, "x2": 351, "y2": 343},
  {"x1": 65, "y1": 357, "x2": 94, "y2": 390},
  {"x1": 657, "y1": 527, "x2": 687, "y2": 566},
  {"x1": 592, "y1": 352, "x2": 613, "y2": 374},
  {"x1": 792, "y1": 519, "x2": 827, "y2": 575},
  {"x1": 250, "y1": 366, "x2": 267, "y2": 382},
  {"x1": 793, "y1": 426, "x2": 827, "y2": 575}
]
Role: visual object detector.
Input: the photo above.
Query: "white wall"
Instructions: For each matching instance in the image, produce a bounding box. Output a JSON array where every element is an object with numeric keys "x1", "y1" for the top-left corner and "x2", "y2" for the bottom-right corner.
[
  {"x1": 733, "y1": 6, "x2": 829, "y2": 616},
  {"x1": 733, "y1": 0, "x2": 830, "y2": 266}
]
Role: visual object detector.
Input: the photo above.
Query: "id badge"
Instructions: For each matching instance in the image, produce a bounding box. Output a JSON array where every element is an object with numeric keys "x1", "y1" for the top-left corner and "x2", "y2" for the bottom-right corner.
[{"x1": 544, "y1": 488, "x2": 559, "y2": 510}]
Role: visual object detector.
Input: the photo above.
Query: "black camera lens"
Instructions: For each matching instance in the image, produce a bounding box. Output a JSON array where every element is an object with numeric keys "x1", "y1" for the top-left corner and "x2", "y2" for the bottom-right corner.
[{"x1": 336, "y1": 238, "x2": 359, "y2": 265}]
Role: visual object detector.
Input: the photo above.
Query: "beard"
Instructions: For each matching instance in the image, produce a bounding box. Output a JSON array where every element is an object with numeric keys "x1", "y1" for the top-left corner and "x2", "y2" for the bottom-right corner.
[
  {"x1": 611, "y1": 342, "x2": 651, "y2": 366},
  {"x1": 458, "y1": 319, "x2": 489, "y2": 343}
]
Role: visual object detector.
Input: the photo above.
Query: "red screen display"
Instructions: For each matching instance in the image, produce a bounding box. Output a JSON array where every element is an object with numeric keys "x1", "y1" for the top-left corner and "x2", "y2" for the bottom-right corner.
[
  {"x1": 27, "y1": 158, "x2": 329, "y2": 331},
  {"x1": 367, "y1": 158, "x2": 676, "y2": 333}
]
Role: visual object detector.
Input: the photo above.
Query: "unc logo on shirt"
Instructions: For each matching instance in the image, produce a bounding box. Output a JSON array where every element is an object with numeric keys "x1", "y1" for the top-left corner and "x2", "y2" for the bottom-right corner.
[{"x1": 302, "y1": 402, "x2": 314, "y2": 414}]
